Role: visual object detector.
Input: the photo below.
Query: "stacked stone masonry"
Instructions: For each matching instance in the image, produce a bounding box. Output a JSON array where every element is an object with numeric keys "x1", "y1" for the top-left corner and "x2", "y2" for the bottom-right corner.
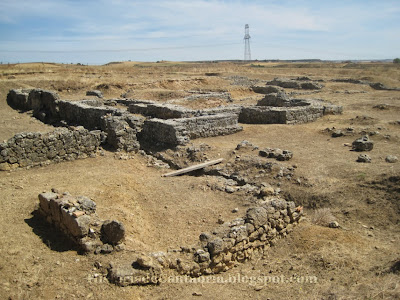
[
  {"x1": 0, "y1": 127, "x2": 102, "y2": 171},
  {"x1": 108, "y1": 197, "x2": 303, "y2": 286},
  {"x1": 239, "y1": 91, "x2": 342, "y2": 124},
  {"x1": 5, "y1": 87, "x2": 342, "y2": 169},
  {"x1": 266, "y1": 77, "x2": 324, "y2": 90},
  {"x1": 38, "y1": 191, "x2": 125, "y2": 254},
  {"x1": 139, "y1": 113, "x2": 242, "y2": 147},
  {"x1": 7, "y1": 89, "x2": 145, "y2": 153},
  {"x1": 127, "y1": 99, "x2": 242, "y2": 119}
]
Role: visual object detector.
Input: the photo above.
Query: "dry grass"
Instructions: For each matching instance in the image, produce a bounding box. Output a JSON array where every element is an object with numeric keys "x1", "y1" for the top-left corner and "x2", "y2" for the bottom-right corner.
[{"x1": 311, "y1": 208, "x2": 337, "y2": 227}]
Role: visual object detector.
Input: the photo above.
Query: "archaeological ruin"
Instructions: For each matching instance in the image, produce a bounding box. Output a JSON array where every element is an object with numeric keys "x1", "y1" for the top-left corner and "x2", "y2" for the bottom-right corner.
[
  {"x1": 2, "y1": 82, "x2": 340, "y2": 286},
  {"x1": 2, "y1": 86, "x2": 342, "y2": 170}
]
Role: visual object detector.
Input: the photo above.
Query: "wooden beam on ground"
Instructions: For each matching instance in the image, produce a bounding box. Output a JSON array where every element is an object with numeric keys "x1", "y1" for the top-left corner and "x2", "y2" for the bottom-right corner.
[{"x1": 162, "y1": 158, "x2": 224, "y2": 177}]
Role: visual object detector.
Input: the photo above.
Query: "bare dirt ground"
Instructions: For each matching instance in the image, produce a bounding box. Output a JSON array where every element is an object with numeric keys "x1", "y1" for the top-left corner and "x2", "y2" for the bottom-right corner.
[{"x1": 0, "y1": 61, "x2": 399, "y2": 299}]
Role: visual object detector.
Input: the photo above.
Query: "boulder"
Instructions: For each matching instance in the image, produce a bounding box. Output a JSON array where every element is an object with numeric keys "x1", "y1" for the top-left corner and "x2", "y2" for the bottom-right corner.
[
  {"x1": 352, "y1": 135, "x2": 374, "y2": 151},
  {"x1": 101, "y1": 220, "x2": 125, "y2": 244}
]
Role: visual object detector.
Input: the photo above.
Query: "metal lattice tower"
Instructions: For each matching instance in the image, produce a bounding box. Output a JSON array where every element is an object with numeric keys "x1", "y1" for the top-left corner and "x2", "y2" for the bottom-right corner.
[{"x1": 244, "y1": 24, "x2": 251, "y2": 61}]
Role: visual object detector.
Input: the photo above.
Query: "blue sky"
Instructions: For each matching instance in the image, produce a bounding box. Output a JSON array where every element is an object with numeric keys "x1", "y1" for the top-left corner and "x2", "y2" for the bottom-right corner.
[{"x1": 0, "y1": 0, "x2": 399, "y2": 64}]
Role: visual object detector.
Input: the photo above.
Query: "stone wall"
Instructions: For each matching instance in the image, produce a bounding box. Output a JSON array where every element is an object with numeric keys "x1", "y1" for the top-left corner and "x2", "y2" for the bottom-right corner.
[
  {"x1": 128, "y1": 100, "x2": 241, "y2": 120},
  {"x1": 57, "y1": 100, "x2": 119, "y2": 130},
  {"x1": 266, "y1": 78, "x2": 324, "y2": 90},
  {"x1": 38, "y1": 191, "x2": 125, "y2": 253},
  {"x1": 257, "y1": 93, "x2": 309, "y2": 107},
  {"x1": 139, "y1": 114, "x2": 243, "y2": 147},
  {"x1": 7, "y1": 89, "x2": 122, "y2": 130},
  {"x1": 0, "y1": 127, "x2": 102, "y2": 171},
  {"x1": 239, "y1": 107, "x2": 288, "y2": 124},
  {"x1": 5, "y1": 88, "x2": 342, "y2": 157},
  {"x1": 139, "y1": 118, "x2": 189, "y2": 147},
  {"x1": 199, "y1": 105, "x2": 242, "y2": 117},
  {"x1": 6, "y1": 89, "x2": 145, "y2": 152},
  {"x1": 108, "y1": 197, "x2": 303, "y2": 285},
  {"x1": 239, "y1": 106, "x2": 326, "y2": 125},
  {"x1": 241, "y1": 91, "x2": 342, "y2": 124},
  {"x1": 100, "y1": 114, "x2": 145, "y2": 152},
  {"x1": 128, "y1": 101, "x2": 194, "y2": 119},
  {"x1": 6, "y1": 89, "x2": 32, "y2": 111}
]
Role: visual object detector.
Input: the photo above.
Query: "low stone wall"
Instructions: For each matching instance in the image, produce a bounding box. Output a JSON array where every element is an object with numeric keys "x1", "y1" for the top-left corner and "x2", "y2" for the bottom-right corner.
[
  {"x1": 239, "y1": 107, "x2": 288, "y2": 124},
  {"x1": 185, "y1": 91, "x2": 232, "y2": 102},
  {"x1": 7, "y1": 89, "x2": 123, "y2": 130},
  {"x1": 6, "y1": 89, "x2": 146, "y2": 152},
  {"x1": 108, "y1": 197, "x2": 303, "y2": 285},
  {"x1": 257, "y1": 93, "x2": 309, "y2": 107},
  {"x1": 266, "y1": 78, "x2": 324, "y2": 90},
  {"x1": 38, "y1": 191, "x2": 125, "y2": 253},
  {"x1": 239, "y1": 106, "x2": 324, "y2": 124},
  {"x1": 100, "y1": 114, "x2": 145, "y2": 152},
  {"x1": 139, "y1": 114, "x2": 242, "y2": 147},
  {"x1": 0, "y1": 127, "x2": 102, "y2": 171},
  {"x1": 57, "y1": 100, "x2": 119, "y2": 130},
  {"x1": 5, "y1": 88, "x2": 342, "y2": 156},
  {"x1": 6, "y1": 89, "x2": 33, "y2": 111},
  {"x1": 199, "y1": 105, "x2": 242, "y2": 117},
  {"x1": 128, "y1": 101, "x2": 194, "y2": 119},
  {"x1": 241, "y1": 90, "x2": 342, "y2": 124},
  {"x1": 285, "y1": 106, "x2": 324, "y2": 124},
  {"x1": 183, "y1": 114, "x2": 242, "y2": 139},
  {"x1": 128, "y1": 100, "x2": 241, "y2": 120}
]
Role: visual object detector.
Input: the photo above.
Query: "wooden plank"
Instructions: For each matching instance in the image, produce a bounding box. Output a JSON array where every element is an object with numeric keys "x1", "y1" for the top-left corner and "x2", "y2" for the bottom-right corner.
[{"x1": 162, "y1": 158, "x2": 224, "y2": 177}]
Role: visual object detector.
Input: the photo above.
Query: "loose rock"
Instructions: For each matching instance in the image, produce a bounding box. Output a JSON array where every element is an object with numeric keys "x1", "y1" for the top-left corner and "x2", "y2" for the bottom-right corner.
[
  {"x1": 357, "y1": 154, "x2": 371, "y2": 163},
  {"x1": 385, "y1": 155, "x2": 398, "y2": 163},
  {"x1": 352, "y1": 135, "x2": 374, "y2": 151}
]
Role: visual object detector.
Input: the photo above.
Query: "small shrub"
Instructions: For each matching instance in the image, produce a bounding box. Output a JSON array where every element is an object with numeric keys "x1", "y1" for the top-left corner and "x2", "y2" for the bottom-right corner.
[
  {"x1": 394, "y1": 58, "x2": 400, "y2": 64},
  {"x1": 311, "y1": 208, "x2": 336, "y2": 227}
]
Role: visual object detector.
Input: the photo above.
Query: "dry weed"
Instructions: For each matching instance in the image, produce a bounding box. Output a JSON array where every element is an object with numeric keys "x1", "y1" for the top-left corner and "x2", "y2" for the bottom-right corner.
[{"x1": 311, "y1": 208, "x2": 336, "y2": 227}]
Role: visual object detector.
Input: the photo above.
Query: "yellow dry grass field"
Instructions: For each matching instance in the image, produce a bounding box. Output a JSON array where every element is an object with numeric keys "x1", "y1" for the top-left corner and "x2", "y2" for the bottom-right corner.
[{"x1": 0, "y1": 61, "x2": 399, "y2": 299}]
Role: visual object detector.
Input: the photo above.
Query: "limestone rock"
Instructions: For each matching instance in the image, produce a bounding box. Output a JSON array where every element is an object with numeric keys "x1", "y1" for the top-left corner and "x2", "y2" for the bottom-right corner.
[
  {"x1": 136, "y1": 255, "x2": 155, "y2": 269},
  {"x1": 245, "y1": 207, "x2": 268, "y2": 228},
  {"x1": 357, "y1": 154, "x2": 371, "y2": 163},
  {"x1": 194, "y1": 249, "x2": 210, "y2": 263},
  {"x1": 207, "y1": 238, "x2": 226, "y2": 256},
  {"x1": 352, "y1": 135, "x2": 374, "y2": 151},
  {"x1": 101, "y1": 220, "x2": 125, "y2": 245},
  {"x1": 385, "y1": 155, "x2": 398, "y2": 163}
]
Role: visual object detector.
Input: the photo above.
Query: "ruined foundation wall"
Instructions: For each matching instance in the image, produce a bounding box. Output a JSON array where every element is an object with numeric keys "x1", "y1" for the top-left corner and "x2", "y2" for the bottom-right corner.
[
  {"x1": 239, "y1": 107, "x2": 288, "y2": 124},
  {"x1": 240, "y1": 105, "x2": 331, "y2": 125},
  {"x1": 140, "y1": 114, "x2": 242, "y2": 147},
  {"x1": 57, "y1": 100, "x2": 119, "y2": 130},
  {"x1": 109, "y1": 198, "x2": 303, "y2": 285},
  {"x1": 0, "y1": 127, "x2": 102, "y2": 171},
  {"x1": 199, "y1": 106, "x2": 242, "y2": 117},
  {"x1": 285, "y1": 106, "x2": 324, "y2": 124},
  {"x1": 139, "y1": 119, "x2": 190, "y2": 147},
  {"x1": 129, "y1": 102, "x2": 195, "y2": 119},
  {"x1": 182, "y1": 113, "x2": 242, "y2": 139},
  {"x1": 38, "y1": 191, "x2": 125, "y2": 253},
  {"x1": 100, "y1": 114, "x2": 145, "y2": 152},
  {"x1": 6, "y1": 89, "x2": 145, "y2": 152}
]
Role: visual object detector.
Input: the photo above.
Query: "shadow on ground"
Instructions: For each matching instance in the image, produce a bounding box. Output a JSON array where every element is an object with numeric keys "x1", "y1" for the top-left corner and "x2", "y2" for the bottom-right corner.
[{"x1": 24, "y1": 210, "x2": 78, "y2": 253}]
